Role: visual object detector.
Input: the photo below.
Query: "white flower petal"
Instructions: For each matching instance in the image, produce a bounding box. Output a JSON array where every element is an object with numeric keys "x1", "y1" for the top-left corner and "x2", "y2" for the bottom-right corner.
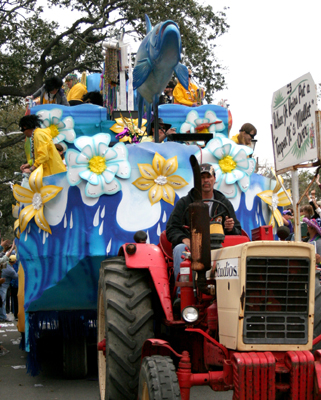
[
  {"x1": 185, "y1": 110, "x2": 199, "y2": 124},
  {"x1": 233, "y1": 149, "x2": 249, "y2": 169},
  {"x1": 65, "y1": 149, "x2": 80, "y2": 167},
  {"x1": 80, "y1": 170, "x2": 100, "y2": 185},
  {"x1": 79, "y1": 145, "x2": 93, "y2": 161},
  {"x1": 106, "y1": 164, "x2": 119, "y2": 174},
  {"x1": 74, "y1": 136, "x2": 93, "y2": 151},
  {"x1": 79, "y1": 169, "x2": 94, "y2": 182},
  {"x1": 237, "y1": 157, "x2": 256, "y2": 176},
  {"x1": 114, "y1": 160, "x2": 131, "y2": 179},
  {"x1": 102, "y1": 169, "x2": 115, "y2": 183},
  {"x1": 52, "y1": 133, "x2": 67, "y2": 144},
  {"x1": 67, "y1": 165, "x2": 87, "y2": 186},
  {"x1": 49, "y1": 108, "x2": 63, "y2": 120},
  {"x1": 221, "y1": 143, "x2": 232, "y2": 157},
  {"x1": 51, "y1": 116, "x2": 60, "y2": 126},
  {"x1": 237, "y1": 174, "x2": 250, "y2": 192},
  {"x1": 225, "y1": 169, "x2": 245, "y2": 184},
  {"x1": 207, "y1": 137, "x2": 223, "y2": 155},
  {"x1": 85, "y1": 177, "x2": 121, "y2": 198},
  {"x1": 61, "y1": 116, "x2": 74, "y2": 130},
  {"x1": 36, "y1": 110, "x2": 51, "y2": 127},
  {"x1": 195, "y1": 118, "x2": 208, "y2": 125},
  {"x1": 92, "y1": 133, "x2": 111, "y2": 154},
  {"x1": 218, "y1": 176, "x2": 238, "y2": 198},
  {"x1": 112, "y1": 142, "x2": 128, "y2": 161},
  {"x1": 213, "y1": 132, "x2": 226, "y2": 139},
  {"x1": 214, "y1": 122, "x2": 225, "y2": 132},
  {"x1": 59, "y1": 128, "x2": 76, "y2": 143},
  {"x1": 180, "y1": 122, "x2": 194, "y2": 133},
  {"x1": 204, "y1": 110, "x2": 217, "y2": 123},
  {"x1": 104, "y1": 147, "x2": 117, "y2": 161}
]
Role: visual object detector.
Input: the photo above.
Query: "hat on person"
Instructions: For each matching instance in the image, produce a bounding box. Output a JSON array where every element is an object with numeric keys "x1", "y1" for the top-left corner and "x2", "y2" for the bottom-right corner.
[
  {"x1": 151, "y1": 118, "x2": 171, "y2": 132},
  {"x1": 200, "y1": 163, "x2": 216, "y2": 177},
  {"x1": 277, "y1": 225, "x2": 291, "y2": 240},
  {"x1": 9, "y1": 255, "x2": 17, "y2": 263},
  {"x1": 283, "y1": 210, "x2": 292, "y2": 216},
  {"x1": 166, "y1": 80, "x2": 175, "y2": 89},
  {"x1": 65, "y1": 74, "x2": 78, "y2": 82},
  {"x1": 303, "y1": 217, "x2": 321, "y2": 236}
]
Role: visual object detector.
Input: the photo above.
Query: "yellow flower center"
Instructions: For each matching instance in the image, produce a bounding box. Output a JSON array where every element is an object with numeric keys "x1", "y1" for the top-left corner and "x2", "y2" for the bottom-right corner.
[
  {"x1": 89, "y1": 156, "x2": 106, "y2": 174},
  {"x1": 49, "y1": 124, "x2": 60, "y2": 138},
  {"x1": 218, "y1": 155, "x2": 236, "y2": 173}
]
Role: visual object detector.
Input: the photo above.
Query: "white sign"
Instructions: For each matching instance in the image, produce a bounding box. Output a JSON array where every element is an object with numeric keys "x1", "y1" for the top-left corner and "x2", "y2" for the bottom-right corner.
[
  {"x1": 215, "y1": 258, "x2": 239, "y2": 279},
  {"x1": 271, "y1": 73, "x2": 317, "y2": 172}
]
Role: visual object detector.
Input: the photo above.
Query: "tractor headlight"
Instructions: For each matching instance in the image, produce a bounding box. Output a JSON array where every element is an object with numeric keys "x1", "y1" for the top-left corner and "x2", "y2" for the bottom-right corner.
[{"x1": 182, "y1": 306, "x2": 199, "y2": 323}]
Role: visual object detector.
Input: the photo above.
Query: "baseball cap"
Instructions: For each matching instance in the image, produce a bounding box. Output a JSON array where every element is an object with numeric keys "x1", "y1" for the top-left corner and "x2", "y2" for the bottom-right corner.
[
  {"x1": 200, "y1": 163, "x2": 215, "y2": 177},
  {"x1": 282, "y1": 210, "x2": 292, "y2": 216},
  {"x1": 9, "y1": 255, "x2": 17, "y2": 263}
]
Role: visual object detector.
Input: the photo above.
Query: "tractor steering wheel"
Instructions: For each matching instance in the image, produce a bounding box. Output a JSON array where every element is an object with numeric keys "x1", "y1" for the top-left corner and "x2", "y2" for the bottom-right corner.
[{"x1": 202, "y1": 199, "x2": 230, "y2": 220}]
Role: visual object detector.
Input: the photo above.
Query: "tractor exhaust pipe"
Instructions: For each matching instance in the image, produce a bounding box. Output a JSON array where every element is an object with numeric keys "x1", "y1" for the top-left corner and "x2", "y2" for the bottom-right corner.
[{"x1": 189, "y1": 156, "x2": 211, "y2": 295}]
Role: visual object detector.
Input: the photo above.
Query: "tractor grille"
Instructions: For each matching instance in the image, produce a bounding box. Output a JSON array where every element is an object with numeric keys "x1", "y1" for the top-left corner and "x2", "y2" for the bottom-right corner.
[{"x1": 243, "y1": 257, "x2": 310, "y2": 344}]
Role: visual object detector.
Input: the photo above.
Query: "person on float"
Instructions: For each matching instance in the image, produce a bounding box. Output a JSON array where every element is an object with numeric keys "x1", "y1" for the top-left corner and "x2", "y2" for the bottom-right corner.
[
  {"x1": 28, "y1": 76, "x2": 69, "y2": 106},
  {"x1": 166, "y1": 163, "x2": 241, "y2": 283},
  {"x1": 65, "y1": 74, "x2": 88, "y2": 106},
  {"x1": 19, "y1": 115, "x2": 66, "y2": 177},
  {"x1": 159, "y1": 80, "x2": 176, "y2": 105},
  {"x1": 141, "y1": 118, "x2": 176, "y2": 143},
  {"x1": 173, "y1": 68, "x2": 204, "y2": 107},
  {"x1": 303, "y1": 218, "x2": 321, "y2": 268},
  {"x1": 231, "y1": 123, "x2": 257, "y2": 148}
]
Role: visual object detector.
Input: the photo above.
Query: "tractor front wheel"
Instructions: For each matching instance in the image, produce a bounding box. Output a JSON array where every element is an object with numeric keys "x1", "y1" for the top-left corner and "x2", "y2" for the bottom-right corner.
[
  {"x1": 138, "y1": 356, "x2": 181, "y2": 400},
  {"x1": 98, "y1": 256, "x2": 154, "y2": 400}
]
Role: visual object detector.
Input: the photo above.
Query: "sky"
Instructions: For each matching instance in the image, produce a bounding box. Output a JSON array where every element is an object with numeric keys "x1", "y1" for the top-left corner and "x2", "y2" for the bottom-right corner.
[{"x1": 205, "y1": 0, "x2": 321, "y2": 166}]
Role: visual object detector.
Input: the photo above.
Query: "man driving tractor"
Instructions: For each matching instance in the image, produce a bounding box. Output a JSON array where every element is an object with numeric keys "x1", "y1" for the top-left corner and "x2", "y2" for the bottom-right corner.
[{"x1": 166, "y1": 162, "x2": 242, "y2": 282}]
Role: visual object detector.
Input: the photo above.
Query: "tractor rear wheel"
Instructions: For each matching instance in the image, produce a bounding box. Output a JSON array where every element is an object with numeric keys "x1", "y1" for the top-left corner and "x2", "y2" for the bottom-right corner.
[
  {"x1": 98, "y1": 256, "x2": 154, "y2": 400},
  {"x1": 138, "y1": 356, "x2": 181, "y2": 400}
]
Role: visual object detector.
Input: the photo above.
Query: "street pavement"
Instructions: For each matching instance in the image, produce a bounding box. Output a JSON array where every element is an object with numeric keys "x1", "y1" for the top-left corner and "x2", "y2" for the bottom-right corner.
[{"x1": 0, "y1": 315, "x2": 232, "y2": 400}]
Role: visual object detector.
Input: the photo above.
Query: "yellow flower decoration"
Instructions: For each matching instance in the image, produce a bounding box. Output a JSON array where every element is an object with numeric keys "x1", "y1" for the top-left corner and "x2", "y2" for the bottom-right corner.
[
  {"x1": 256, "y1": 170, "x2": 292, "y2": 227},
  {"x1": 132, "y1": 152, "x2": 188, "y2": 205},
  {"x1": 12, "y1": 165, "x2": 62, "y2": 234},
  {"x1": 111, "y1": 117, "x2": 147, "y2": 133}
]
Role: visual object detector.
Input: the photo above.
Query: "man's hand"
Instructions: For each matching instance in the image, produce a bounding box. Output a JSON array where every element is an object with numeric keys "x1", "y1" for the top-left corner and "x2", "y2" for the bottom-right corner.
[
  {"x1": 20, "y1": 163, "x2": 30, "y2": 172},
  {"x1": 224, "y1": 216, "x2": 234, "y2": 232},
  {"x1": 182, "y1": 238, "x2": 190, "y2": 248}
]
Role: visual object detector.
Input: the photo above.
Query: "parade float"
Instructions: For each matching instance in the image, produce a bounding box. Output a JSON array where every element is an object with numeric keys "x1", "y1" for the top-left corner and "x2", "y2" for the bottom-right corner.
[{"x1": 11, "y1": 16, "x2": 290, "y2": 379}]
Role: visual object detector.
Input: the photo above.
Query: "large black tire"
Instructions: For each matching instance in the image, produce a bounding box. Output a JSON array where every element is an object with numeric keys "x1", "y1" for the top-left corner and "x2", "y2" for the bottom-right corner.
[
  {"x1": 62, "y1": 336, "x2": 88, "y2": 379},
  {"x1": 98, "y1": 256, "x2": 154, "y2": 400},
  {"x1": 138, "y1": 356, "x2": 181, "y2": 400}
]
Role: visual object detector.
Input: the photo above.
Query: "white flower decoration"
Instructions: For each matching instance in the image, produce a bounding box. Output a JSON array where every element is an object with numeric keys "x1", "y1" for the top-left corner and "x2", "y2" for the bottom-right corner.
[
  {"x1": 36, "y1": 108, "x2": 76, "y2": 144},
  {"x1": 205, "y1": 137, "x2": 256, "y2": 199},
  {"x1": 180, "y1": 110, "x2": 225, "y2": 136},
  {"x1": 65, "y1": 133, "x2": 131, "y2": 198}
]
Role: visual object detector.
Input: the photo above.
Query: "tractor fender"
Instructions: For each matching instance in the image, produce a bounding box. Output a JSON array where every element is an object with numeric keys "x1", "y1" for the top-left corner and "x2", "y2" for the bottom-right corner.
[{"x1": 119, "y1": 243, "x2": 174, "y2": 321}]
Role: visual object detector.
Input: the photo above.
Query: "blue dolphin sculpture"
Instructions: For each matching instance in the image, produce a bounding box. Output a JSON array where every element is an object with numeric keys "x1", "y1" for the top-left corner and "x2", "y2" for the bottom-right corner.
[{"x1": 133, "y1": 15, "x2": 189, "y2": 135}]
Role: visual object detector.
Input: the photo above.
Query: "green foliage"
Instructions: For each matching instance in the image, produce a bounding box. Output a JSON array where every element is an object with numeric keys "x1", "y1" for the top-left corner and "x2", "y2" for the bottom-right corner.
[
  {"x1": 0, "y1": 102, "x2": 26, "y2": 240},
  {"x1": 0, "y1": 0, "x2": 228, "y2": 102}
]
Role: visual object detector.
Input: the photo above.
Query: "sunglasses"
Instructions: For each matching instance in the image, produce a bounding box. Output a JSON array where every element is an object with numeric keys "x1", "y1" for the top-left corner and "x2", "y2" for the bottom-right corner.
[{"x1": 245, "y1": 131, "x2": 256, "y2": 139}]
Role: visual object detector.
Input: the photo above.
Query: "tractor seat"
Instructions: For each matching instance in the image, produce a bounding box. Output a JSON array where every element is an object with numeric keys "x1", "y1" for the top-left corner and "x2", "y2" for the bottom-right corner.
[{"x1": 159, "y1": 231, "x2": 173, "y2": 260}]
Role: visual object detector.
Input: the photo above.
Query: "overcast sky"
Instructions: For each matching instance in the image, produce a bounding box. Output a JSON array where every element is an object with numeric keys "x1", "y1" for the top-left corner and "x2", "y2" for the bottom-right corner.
[{"x1": 206, "y1": 0, "x2": 321, "y2": 167}]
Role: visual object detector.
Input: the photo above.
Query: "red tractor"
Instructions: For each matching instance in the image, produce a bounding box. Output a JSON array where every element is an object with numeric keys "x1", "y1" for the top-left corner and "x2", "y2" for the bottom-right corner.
[{"x1": 97, "y1": 157, "x2": 321, "y2": 400}]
